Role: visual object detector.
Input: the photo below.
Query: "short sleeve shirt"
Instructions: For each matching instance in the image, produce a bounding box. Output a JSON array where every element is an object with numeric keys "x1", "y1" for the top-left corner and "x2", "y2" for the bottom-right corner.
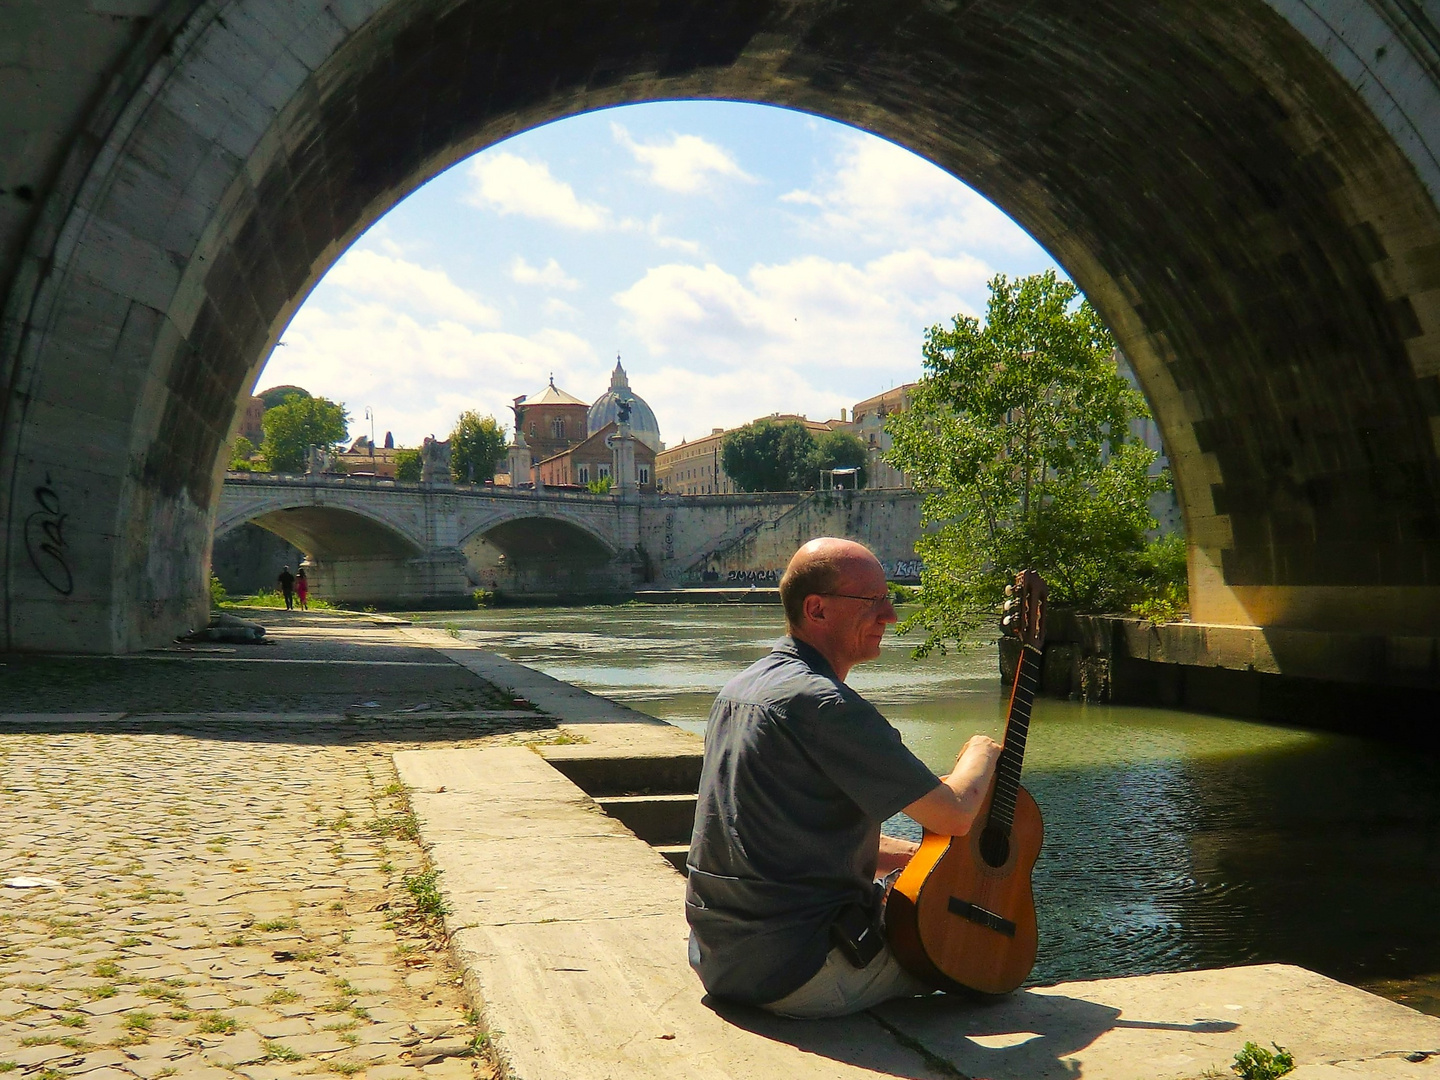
[{"x1": 684, "y1": 636, "x2": 940, "y2": 1005}]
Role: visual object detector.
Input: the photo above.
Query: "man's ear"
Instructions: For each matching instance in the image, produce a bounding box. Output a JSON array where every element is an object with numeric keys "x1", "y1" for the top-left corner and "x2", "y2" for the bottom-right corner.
[{"x1": 802, "y1": 593, "x2": 827, "y2": 622}]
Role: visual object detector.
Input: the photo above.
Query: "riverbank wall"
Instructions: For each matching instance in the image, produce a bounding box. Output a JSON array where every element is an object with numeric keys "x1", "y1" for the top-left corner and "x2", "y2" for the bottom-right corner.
[
  {"x1": 643, "y1": 489, "x2": 924, "y2": 587},
  {"x1": 1002, "y1": 613, "x2": 1440, "y2": 745}
]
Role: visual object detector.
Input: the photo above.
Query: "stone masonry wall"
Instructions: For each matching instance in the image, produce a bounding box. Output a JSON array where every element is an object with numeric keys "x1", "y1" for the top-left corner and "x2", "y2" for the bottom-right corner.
[{"x1": 641, "y1": 490, "x2": 924, "y2": 585}]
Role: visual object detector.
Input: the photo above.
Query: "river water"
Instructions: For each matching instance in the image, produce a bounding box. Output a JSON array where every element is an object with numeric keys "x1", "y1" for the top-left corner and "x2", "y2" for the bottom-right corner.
[{"x1": 411, "y1": 603, "x2": 1440, "y2": 1014}]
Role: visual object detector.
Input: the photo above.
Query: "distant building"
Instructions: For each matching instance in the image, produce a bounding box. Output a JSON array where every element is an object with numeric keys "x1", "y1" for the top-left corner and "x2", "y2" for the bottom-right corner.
[
  {"x1": 1111, "y1": 349, "x2": 1183, "y2": 534},
  {"x1": 514, "y1": 377, "x2": 590, "y2": 462},
  {"x1": 336, "y1": 435, "x2": 404, "y2": 478},
  {"x1": 535, "y1": 420, "x2": 656, "y2": 491},
  {"x1": 656, "y1": 413, "x2": 845, "y2": 495},
  {"x1": 657, "y1": 427, "x2": 732, "y2": 495},
  {"x1": 848, "y1": 385, "x2": 916, "y2": 489},
  {"x1": 588, "y1": 359, "x2": 662, "y2": 452},
  {"x1": 239, "y1": 396, "x2": 265, "y2": 445}
]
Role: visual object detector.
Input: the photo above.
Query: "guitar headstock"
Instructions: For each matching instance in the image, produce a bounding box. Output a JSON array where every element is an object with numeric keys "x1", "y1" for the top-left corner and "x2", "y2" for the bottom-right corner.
[{"x1": 1001, "y1": 569, "x2": 1048, "y2": 650}]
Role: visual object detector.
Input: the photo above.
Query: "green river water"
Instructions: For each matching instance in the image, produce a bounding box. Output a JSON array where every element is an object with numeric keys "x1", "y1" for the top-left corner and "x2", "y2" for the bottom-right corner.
[{"x1": 410, "y1": 604, "x2": 1440, "y2": 1013}]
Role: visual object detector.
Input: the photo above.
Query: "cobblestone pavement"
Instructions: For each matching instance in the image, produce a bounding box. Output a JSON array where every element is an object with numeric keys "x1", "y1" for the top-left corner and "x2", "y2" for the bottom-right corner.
[
  {"x1": 0, "y1": 612, "x2": 517, "y2": 715},
  {"x1": 0, "y1": 614, "x2": 561, "y2": 1080}
]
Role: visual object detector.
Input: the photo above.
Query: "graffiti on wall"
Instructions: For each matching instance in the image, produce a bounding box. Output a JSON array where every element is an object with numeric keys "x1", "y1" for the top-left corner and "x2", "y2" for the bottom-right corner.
[
  {"x1": 727, "y1": 568, "x2": 779, "y2": 583},
  {"x1": 25, "y1": 477, "x2": 74, "y2": 595},
  {"x1": 883, "y1": 559, "x2": 924, "y2": 582}
]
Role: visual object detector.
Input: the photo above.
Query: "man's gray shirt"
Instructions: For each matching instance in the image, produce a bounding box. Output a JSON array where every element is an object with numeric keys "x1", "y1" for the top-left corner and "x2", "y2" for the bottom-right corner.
[{"x1": 685, "y1": 636, "x2": 940, "y2": 1005}]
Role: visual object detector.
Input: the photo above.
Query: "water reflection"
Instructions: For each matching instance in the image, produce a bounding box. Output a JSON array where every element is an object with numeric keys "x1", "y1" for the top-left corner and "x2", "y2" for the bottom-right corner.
[{"x1": 413, "y1": 604, "x2": 1440, "y2": 1014}]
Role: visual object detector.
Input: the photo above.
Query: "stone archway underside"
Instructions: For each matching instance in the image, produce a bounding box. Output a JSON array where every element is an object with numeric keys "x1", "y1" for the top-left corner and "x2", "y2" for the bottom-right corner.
[
  {"x1": 237, "y1": 506, "x2": 422, "y2": 561},
  {"x1": 5, "y1": 0, "x2": 1440, "y2": 651}
]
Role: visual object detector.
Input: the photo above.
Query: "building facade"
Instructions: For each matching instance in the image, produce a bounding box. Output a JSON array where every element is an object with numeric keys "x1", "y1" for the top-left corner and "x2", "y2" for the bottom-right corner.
[
  {"x1": 849, "y1": 385, "x2": 915, "y2": 489},
  {"x1": 514, "y1": 379, "x2": 590, "y2": 462},
  {"x1": 239, "y1": 396, "x2": 265, "y2": 445},
  {"x1": 336, "y1": 436, "x2": 404, "y2": 478},
  {"x1": 656, "y1": 413, "x2": 848, "y2": 494},
  {"x1": 536, "y1": 421, "x2": 656, "y2": 491},
  {"x1": 656, "y1": 428, "x2": 732, "y2": 495},
  {"x1": 588, "y1": 360, "x2": 662, "y2": 451}
]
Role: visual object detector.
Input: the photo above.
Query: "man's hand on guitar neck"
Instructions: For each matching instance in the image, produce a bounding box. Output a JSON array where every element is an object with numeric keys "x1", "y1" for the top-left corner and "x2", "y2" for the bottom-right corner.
[{"x1": 901, "y1": 734, "x2": 1003, "y2": 837}]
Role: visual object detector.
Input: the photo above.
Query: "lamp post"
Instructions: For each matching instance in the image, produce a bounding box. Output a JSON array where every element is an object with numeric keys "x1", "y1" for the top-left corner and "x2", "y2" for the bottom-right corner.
[{"x1": 364, "y1": 406, "x2": 375, "y2": 469}]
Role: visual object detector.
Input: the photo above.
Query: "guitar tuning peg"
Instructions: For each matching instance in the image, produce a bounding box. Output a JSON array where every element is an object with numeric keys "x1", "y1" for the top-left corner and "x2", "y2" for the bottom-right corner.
[{"x1": 1004, "y1": 584, "x2": 1015, "y2": 597}]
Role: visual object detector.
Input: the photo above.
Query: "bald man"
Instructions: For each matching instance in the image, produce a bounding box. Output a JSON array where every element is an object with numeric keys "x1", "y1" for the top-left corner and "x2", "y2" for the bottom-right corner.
[{"x1": 685, "y1": 538, "x2": 1002, "y2": 1018}]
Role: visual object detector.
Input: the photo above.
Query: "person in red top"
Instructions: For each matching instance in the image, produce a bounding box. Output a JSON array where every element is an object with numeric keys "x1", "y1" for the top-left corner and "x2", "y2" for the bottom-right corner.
[{"x1": 295, "y1": 568, "x2": 309, "y2": 611}]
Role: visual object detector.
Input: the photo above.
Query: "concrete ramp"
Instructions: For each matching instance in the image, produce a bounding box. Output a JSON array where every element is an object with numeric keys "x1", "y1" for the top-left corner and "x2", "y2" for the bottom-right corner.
[{"x1": 396, "y1": 746, "x2": 1440, "y2": 1080}]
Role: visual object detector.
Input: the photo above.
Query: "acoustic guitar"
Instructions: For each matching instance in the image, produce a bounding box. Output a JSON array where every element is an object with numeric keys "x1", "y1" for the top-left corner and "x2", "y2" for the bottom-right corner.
[{"x1": 887, "y1": 569, "x2": 1047, "y2": 995}]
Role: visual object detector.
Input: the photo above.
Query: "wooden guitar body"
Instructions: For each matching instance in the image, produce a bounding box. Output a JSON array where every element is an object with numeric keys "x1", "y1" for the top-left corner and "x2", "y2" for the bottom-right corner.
[
  {"x1": 887, "y1": 568, "x2": 1049, "y2": 996},
  {"x1": 887, "y1": 784, "x2": 1043, "y2": 995}
]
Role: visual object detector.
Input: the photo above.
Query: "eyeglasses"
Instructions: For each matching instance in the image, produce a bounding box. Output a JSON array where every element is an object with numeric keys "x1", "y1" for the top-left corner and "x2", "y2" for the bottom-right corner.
[{"x1": 817, "y1": 592, "x2": 893, "y2": 610}]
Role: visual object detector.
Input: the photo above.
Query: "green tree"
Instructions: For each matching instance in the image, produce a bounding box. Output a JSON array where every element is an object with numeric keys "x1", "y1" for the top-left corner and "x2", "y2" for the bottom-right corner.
[
  {"x1": 258, "y1": 384, "x2": 311, "y2": 411},
  {"x1": 721, "y1": 418, "x2": 818, "y2": 491},
  {"x1": 394, "y1": 448, "x2": 422, "y2": 482},
  {"x1": 228, "y1": 435, "x2": 257, "y2": 471},
  {"x1": 886, "y1": 270, "x2": 1175, "y2": 654},
  {"x1": 449, "y1": 411, "x2": 508, "y2": 483},
  {"x1": 812, "y1": 429, "x2": 868, "y2": 488},
  {"x1": 260, "y1": 396, "x2": 349, "y2": 473}
]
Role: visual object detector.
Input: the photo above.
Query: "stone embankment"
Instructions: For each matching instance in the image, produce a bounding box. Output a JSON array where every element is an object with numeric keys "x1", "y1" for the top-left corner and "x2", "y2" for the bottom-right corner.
[
  {"x1": 1001, "y1": 612, "x2": 1440, "y2": 744},
  {"x1": 6, "y1": 610, "x2": 1439, "y2": 1080}
]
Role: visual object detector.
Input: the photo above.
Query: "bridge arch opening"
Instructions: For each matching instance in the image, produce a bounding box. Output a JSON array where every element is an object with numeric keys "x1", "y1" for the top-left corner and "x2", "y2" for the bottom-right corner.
[
  {"x1": 463, "y1": 516, "x2": 624, "y2": 600},
  {"x1": 224, "y1": 506, "x2": 423, "y2": 562},
  {"x1": 6, "y1": 0, "x2": 1440, "y2": 650},
  {"x1": 214, "y1": 501, "x2": 470, "y2": 608}
]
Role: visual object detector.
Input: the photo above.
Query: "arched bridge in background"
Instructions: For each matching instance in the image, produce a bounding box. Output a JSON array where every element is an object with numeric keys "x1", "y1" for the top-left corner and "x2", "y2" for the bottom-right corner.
[
  {"x1": 216, "y1": 474, "x2": 636, "y2": 606},
  {"x1": 216, "y1": 474, "x2": 926, "y2": 606},
  {"x1": 5, "y1": 0, "x2": 1440, "y2": 682}
]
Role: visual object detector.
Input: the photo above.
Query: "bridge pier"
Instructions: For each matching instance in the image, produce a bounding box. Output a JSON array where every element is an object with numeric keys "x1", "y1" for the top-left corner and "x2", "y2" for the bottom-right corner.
[{"x1": 305, "y1": 551, "x2": 472, "y2": 611}]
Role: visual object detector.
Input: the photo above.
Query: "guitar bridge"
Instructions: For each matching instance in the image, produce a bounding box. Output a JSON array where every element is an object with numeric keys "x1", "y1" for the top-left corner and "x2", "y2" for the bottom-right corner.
[{"x1": 947, "y1": 896, "x2": 1016, "y2": 937}]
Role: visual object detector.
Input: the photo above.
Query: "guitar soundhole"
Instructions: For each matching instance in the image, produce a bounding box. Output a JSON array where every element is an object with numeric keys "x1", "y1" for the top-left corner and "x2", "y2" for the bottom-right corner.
[{"x1": 979, "y1": 824, "x2": 1010, "y2": 868}]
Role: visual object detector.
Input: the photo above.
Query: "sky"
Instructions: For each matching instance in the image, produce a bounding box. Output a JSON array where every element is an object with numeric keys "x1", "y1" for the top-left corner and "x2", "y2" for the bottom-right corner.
[{"x1": 260, "y1": 101, "x2": 1061, "y2": 449}]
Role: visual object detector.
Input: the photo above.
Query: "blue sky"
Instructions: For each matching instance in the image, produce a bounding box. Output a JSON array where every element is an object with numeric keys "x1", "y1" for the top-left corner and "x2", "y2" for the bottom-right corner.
[{"x1": 261, "y1": 101, "x2": 1060, "y2": 449}]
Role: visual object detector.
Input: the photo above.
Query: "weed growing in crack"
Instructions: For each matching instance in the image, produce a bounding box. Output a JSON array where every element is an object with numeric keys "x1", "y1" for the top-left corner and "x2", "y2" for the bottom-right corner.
[{"x1": 402, "y1": 869, "x2": 448, "y2": 920}]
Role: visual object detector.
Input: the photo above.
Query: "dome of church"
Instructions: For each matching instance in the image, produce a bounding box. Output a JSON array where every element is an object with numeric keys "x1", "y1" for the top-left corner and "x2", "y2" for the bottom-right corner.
[{"x1": 588, "y1": 359, "x2": 662, "y2": 451}]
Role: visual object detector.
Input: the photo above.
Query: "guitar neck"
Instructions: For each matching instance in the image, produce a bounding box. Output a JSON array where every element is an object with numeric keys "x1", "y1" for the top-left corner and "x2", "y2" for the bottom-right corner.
[{"x1": 989, "y1": 644, "x2": 1040, "y2": 834}]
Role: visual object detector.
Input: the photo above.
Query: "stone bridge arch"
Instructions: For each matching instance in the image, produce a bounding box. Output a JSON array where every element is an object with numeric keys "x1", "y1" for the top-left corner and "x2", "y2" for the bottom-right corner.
[
  {"x1": 457, "y1": 512, "x2": 633, "y2": 600},
  {"x1": 213, "y1": 480, "x2": 470, "y2": 607},
  {"x1": 215, "y1": 495, "x2": 428, "y2": 556},
  {"x1": 7, "y1": 0, "x2": 1440, "y2": 649}
]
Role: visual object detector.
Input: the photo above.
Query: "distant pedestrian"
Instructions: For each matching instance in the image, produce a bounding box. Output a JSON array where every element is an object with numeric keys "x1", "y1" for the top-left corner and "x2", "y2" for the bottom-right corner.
[
  {"x1": 296, "y1": 568, "x2": 309, "y2": 611},
  {"x1": 278, "y1": 565, "x2": 295, "y2": 610}
]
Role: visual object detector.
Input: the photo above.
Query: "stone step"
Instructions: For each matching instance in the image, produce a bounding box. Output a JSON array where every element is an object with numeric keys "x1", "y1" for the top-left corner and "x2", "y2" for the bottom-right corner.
[
  {"x1": 653, "y1": 844, "x2": 689, "y2": 873},
  {"x1": 595, "y1": 793, "x2": 697, "y2": 845},
  {"x1": 544, "y1": 751, "x2": 703, "y2": 797}
]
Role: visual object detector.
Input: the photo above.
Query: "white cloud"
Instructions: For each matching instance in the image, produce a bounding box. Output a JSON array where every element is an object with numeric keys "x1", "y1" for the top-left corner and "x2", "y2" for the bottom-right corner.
[
  {"x1": 644, "y1": 364, "x2": 851, "y2": 445},
  {"x1": 267, "y1": 279, "x2": 605, "y2": 447},
  {"x1": 509, "y1": 256, "x2": 581, "y2": 290},
  {"x1": 466, "y1": 153, "x2": 611, "y2": 230},
  {"x1": 642, "y1": 215, "x2": 702, "y2": 254},
  {"x1": 325, "y1": 250, "x2": 499, "y2": 326},
  {"x1": 612, "y1": 123, "x2": 755, "y2": 193},
  {"x1": 781, "y1": 133, "x2": 1037, "y2": 255},
  {"x1": 616, "y1": 250, "x2": 990, "y2": 366},
  {"x1": 612, "y1": 249, "x2": 994, "y2": 441},
  {"x1": 543, "y1": 297, "x2": 580, "y2": 319}
]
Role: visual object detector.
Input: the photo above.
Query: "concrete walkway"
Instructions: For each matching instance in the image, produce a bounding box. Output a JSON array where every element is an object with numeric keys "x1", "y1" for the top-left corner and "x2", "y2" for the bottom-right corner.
[{"x1": 388, "y1": 639, "x2": 1440, "y2": 1080}]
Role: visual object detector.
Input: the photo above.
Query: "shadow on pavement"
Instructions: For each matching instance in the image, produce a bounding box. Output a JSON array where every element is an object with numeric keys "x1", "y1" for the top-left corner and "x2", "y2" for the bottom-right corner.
[{"x1": 706, "y1": 990, "x2": 1237, "y2": 1080}]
